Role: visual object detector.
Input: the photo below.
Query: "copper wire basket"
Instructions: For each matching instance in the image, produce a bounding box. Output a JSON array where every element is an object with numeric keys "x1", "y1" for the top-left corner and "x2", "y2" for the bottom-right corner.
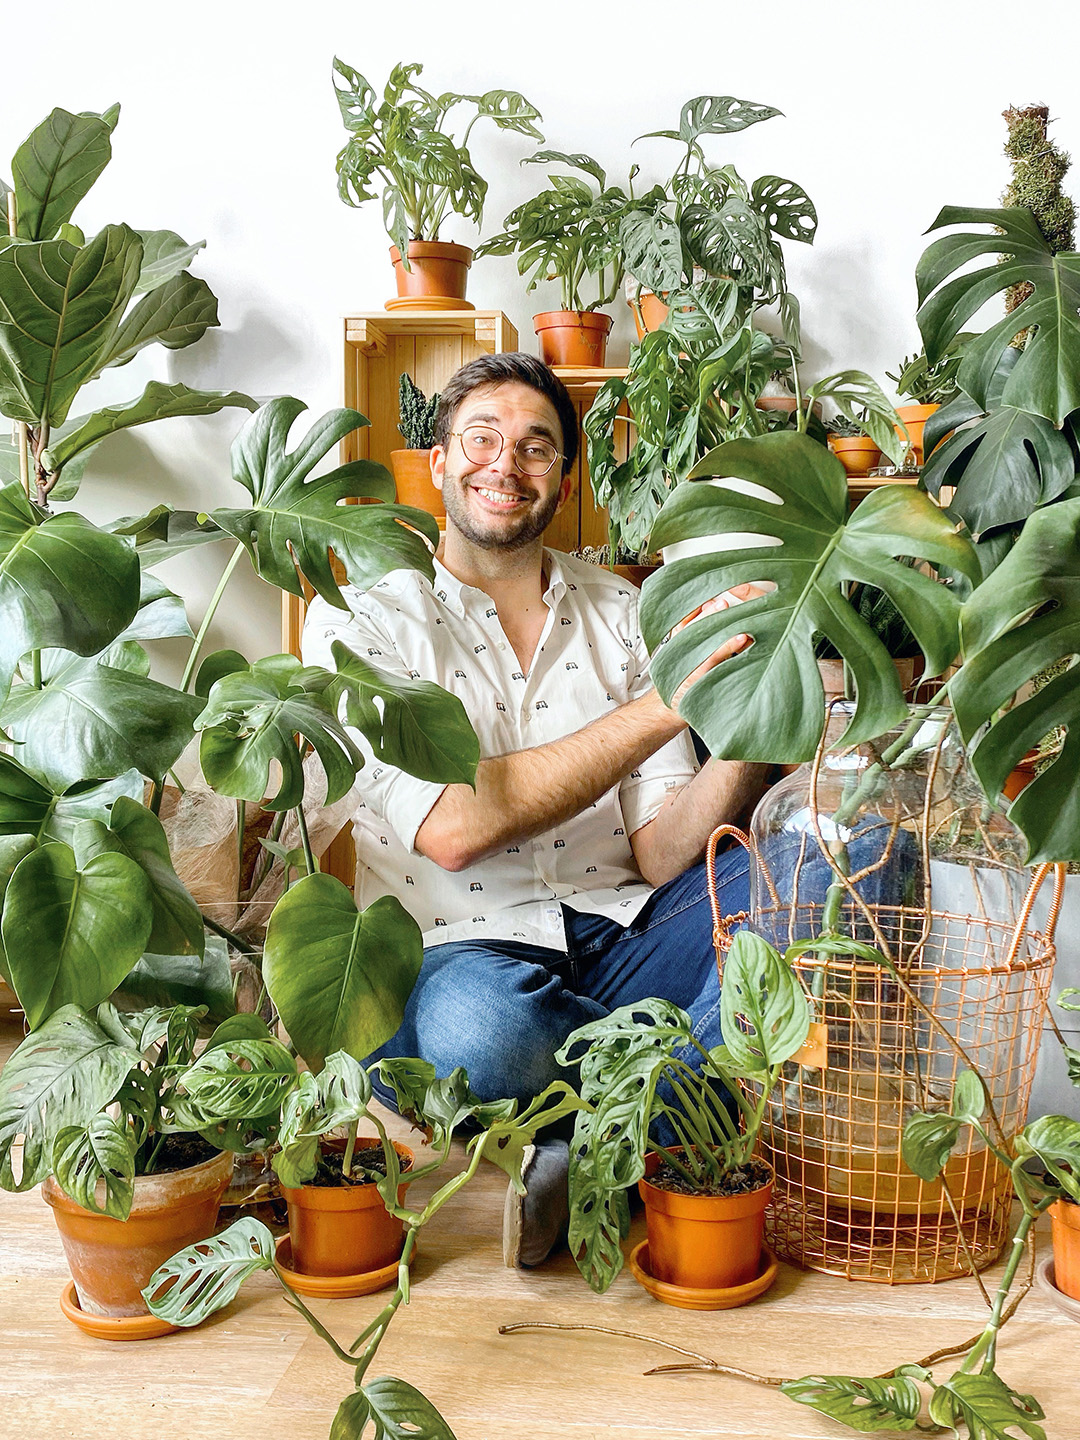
[{"x1": 707, "y1": 826, "x2": 1062, "y2": 1284}]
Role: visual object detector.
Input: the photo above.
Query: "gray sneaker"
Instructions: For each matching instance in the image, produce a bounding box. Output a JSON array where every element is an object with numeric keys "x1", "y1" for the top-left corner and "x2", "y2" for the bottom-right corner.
[{"x1": 502, "y1": 1137, "x2": 570, "y2": 1268}]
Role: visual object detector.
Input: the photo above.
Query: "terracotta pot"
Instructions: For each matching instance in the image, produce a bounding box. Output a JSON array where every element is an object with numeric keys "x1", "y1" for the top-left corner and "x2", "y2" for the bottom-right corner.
[
  {"x1": 390, "y1": 449, "x2": 444, "y2": 522},
  {"x1": 387, "y1": 241, "x2": 473, "y2": 312},
  {"x1": 43, "y1": 1147, "x2": 233, "y2": 1319},
  {"x1": 627, "y1": 290, "x2": 670, "y2": 340},
  {"x1": 638, "y1": 1153, "x2": 772, "y2": 1290},
  {"x1": 281, "y1": 1139, "x2": 413, "y2": 1278},
  {"x1": 828, "y1": 435, "x2": 882, "y2": 477},
  {"x1": 611, "y1": 563, "x2": 660, "y2": 590},
  {"x1": 895, "y1": 403, "x2": 939, "y2": 467},
  {"x1": 1051, "y1": 1199, "x2": 1080, "y2": 1301},
  {"x1": 1003, "y1": 750, "x2": 1040, "y2": 801},
  {"x1": 533, "y1": 310, "x2": 612, "y2": 367},
  {"x1": 818, "y1": 656, "x2": 919, "y2": 705}
]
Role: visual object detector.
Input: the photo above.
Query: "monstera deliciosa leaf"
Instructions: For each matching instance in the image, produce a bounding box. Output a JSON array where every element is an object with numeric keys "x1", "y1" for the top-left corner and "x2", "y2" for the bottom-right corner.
[
  {"x1": 210, "y1": 398, "x2": 438, "y2": 608},
  {"x1": 0, "y1": 755, "x2": 143, "y2": 844},
  {"x1": 264, "y1": 877, "x2": 423, "y2": 1072},
  {"x1": 196, "y1": 654, "x2": 364, "y2": 810},
  {"x1": 917, "y1": 206, "x2": 1080, "y2": 424},
  {"x1": 952, "y1": 498, "x2": 1080, "y2": 862},
  {"x1": 640, "y1": 432, "x2": 978, "y2": 762}
]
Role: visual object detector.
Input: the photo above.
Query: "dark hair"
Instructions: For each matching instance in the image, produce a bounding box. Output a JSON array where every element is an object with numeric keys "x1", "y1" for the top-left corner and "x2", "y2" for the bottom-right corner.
[{"x1": 433, "y1": 353, "x2": 579, "y2": 474}]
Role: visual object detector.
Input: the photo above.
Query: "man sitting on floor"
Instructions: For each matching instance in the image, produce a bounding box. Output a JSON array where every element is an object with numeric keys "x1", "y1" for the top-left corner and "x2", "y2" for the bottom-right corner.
[{"x1": 302, "y1": 352, "x2": 768, "y2": 1265}]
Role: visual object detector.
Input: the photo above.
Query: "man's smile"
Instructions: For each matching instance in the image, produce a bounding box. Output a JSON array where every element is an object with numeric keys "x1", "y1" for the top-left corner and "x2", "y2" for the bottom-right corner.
[{"x1": 469, "y1": 481, "x2": 531, "y2": 509}]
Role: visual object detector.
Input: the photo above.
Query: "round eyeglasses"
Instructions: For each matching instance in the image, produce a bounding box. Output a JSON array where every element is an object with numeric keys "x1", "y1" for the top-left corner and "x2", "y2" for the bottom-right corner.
[{"x1": 451, "y1": 424, "x2": 562, "y2": 478}]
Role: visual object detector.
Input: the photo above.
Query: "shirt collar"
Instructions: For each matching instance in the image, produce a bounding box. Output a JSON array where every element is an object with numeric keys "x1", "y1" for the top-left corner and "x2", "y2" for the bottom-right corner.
[{"x1": 430, "y1": 549, "x2": 568, "y2": 618}]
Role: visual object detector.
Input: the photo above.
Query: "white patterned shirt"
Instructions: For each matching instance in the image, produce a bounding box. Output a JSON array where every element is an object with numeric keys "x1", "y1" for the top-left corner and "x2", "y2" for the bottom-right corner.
[{"x1": 301, "y1": 550, "x2": 698, "y2": 950}]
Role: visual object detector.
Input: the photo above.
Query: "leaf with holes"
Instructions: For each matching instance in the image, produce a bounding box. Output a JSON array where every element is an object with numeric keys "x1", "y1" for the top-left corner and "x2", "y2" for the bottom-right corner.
[
  {"x1": 781, "y1": 1374, "x2": 922, "y2": 1431},
  {"x1": 353, "y1": 1376, "x2": 458, "y2": 1440},
  {"x1": 1016, "y1": 1114, "x2": 1080, "y2": 1204},
  {"x1": 751, "y1": 174, "x2": 817, "y2": 244},
  {"x1": 720, "y1": 931, "x2": 810, "y2": 1074},
  {"x1": 805, "y1": 369, "x2": 907, "y2": 467},
  {"x1": 143, "y1": 1216, "x2": 276, "y2": 1326},
  {"x1": 675, "y1": 95, "x2": 781, "y2": 143},
  {"x1": 52, "y1": 1112, "x2": 135, "y2": 1218},
  {"x1": 928, "y1": 1369, "x2": 1046, "y2": 1440}
]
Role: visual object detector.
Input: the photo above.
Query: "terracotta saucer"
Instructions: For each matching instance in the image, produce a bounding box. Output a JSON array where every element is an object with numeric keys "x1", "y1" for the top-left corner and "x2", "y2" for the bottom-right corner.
[
  {"x1": 1036, "y1": 1256, "x2": 1080, "y2": 1322},
  {"x1": 60, "y1": 1281, "x2": 178, "y2": 1341},
  {"x1": 383, "y1": 296, "x2": 474, "y2": 312},
  {"x1": 274, "y1": 1236, "x2": 413, "y2": 1299},
  {"x1": 628, "y1": 1241, "x2": 780, "y2": 1311}
]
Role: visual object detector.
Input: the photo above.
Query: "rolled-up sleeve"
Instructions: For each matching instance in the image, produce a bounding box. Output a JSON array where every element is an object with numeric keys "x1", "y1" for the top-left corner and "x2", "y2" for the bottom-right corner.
[
  {"x1": 617, "y1": 588, "x2": 698, "y2": 835},
  {"x1": 301, "y1": 594, "x2": 447, "y2": 854}
]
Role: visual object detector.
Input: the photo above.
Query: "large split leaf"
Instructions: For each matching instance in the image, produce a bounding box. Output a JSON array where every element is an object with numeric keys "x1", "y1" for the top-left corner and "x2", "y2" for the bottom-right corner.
[
  {"x1": 109, "y1": 504, "x2": 227, "y2": 566},
  {"x1": 143, "y1": 1216, "x2": 276, "y2": 1326},
  {"x1": 210, "y1": 397, "x2": 437, "y2": 609},
  {"x1": 0, "y1": 224, "x2": 142, "y2": 425},
  {"x1": 196, "y1": 654, "x2": 363, "y2": 810},
  {"x1": 928, "y1": 1370, "x2": 1046, "y2": 1440},
  {"x1": 11, "y1": 106, "x2": 115, "y2": 241},
  {"x1": 2, "y1": 840, "x2": 153, "y2": 1027},
  {"x1": 781, "y1": 1374, "x2": 922, "y2": 1431},
  {"x1": 804, "y1": 369, "x2": 906, "y2": 467},
  {"x1": 0, "y1": 482, "x2": 140, "y2": 700},
  {"x1": 264, "y1": 876, "x2": 423, "y2": 1072},
  {"x1": 952, "y1": 498, "x2": 1080, "y2": 862},
  {"x1": 43, "y1": 381, "x2": 256, "y2": 475},
  {"x1": 640, "y1": 432, "x2": 977, "y2": 762},
  {"x1": 720, "y1": 931, "x2": 810, "y2": 1074},
  {"x1": 917, "y1": 206, "x2": 1080, "y2": 424},
  {"x1": 329, "y1": 642, "x2": 479, "y2": 785},
  {"x1": 1, "y1": 649, "x2": 203, "y2": 787},
  {"x1": 0, "y1": 1004, "x2": 139, "y2": 1190}
]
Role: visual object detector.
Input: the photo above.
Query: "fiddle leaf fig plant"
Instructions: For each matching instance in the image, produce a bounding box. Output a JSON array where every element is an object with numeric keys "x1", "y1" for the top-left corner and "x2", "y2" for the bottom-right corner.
[{"x1": 332, "y1": 58, "x2": 543, "y2": 259}]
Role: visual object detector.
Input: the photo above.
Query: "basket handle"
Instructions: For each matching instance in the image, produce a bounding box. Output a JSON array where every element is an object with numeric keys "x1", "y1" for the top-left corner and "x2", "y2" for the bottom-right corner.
[
  {"x1": 706, "y1": 824, "x2": 762, "y2": 963},
  {"x1": 1003, "y1": 861, "x2": 1067, "y2": 965}
]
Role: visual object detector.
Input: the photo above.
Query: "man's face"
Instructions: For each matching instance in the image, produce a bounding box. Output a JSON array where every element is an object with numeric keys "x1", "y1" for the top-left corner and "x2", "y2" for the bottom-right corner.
[{"x1": 431, "y1": 381, "x2": 572, "y2": 551}]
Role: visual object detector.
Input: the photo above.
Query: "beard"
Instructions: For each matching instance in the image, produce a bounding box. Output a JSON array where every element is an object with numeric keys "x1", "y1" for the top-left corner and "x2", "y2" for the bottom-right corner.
[{"x1": 439, "y1": 466, "x2": 562, "y2": 551}]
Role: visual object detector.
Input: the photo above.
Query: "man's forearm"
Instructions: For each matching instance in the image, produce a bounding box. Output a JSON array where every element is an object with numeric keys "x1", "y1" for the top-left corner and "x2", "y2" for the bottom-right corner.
[
  {"x1": 629, "y1": 758, "x2": 770, "y2": 888},
  {"x1": 414, "y1": 692, "x2": 686, "y2": 871}
]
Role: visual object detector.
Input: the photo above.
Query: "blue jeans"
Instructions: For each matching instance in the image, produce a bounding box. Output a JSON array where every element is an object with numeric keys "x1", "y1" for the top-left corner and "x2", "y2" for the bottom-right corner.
[{"x1": 371, "y1": 848, "x2": 750, "y2": 1110}]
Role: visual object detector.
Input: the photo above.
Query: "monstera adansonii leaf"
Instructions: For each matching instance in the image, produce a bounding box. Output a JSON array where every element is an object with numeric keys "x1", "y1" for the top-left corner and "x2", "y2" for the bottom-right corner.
[
  {"x1": 921, "y1": 345, "x2": 1077, "y2": 539},
  {"x1": 329, "y1": 642, "x2": 479, "y2": 786},
  {"x1": 952, "y1": 497, "x2": 1080, "y2": 863},
  {"x1": 0, "y1": 482, "x2": 140, "y2": 703},
  {"x1": 196, "y1": 654, "x2": 364, "y2": 810},
  {"x1": 264, "y1": 876, "x2": 423, "y2": 1072},
  {"x1": 640, "y1": 431, "x2": 978, "y2": 763},
  {"x1": 916, "y1": 205, "x2": 1080, "y2": 424},
  {"x1": 209, "y1": 397, "x2": 438, "y2": 608},
  {"x1": 0, "y1": 1003, "x2": 139, "y2": 1191}
]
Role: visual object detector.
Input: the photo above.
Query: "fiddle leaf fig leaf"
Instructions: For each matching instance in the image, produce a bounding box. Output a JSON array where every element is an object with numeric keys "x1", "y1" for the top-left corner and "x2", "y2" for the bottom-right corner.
[
  {"x1": 133, "y1": 230, "x2": 206, "y2": 294},
  {"x1": 329, "y1": 642, "x2": 479, "y2": 785},
  {"x1": 196, "y1": 654, "x2": 363, "y2": 810},
  {"x1": 917, "y1": 206, "x2": 1080, "y2": 424},
  {"x1": 928, "y1": 1369, "x2": 1046, "y2": 1440},
  {"x1": 901, "y1": 1109, "x2": 963, "y2": 1182},
  {"x1": 0, "y1": 224, "x2": 142, "y2": 425},
  {"x1": 2, "y1": 840, "x2": 153, "y2": 1028},
  {"x1": 264, "y1": 877, "x2": 423, "y2": 1073},
  {"x1": 677, "y1": 95, "x2": 781, "y2": 143},
  {"x1": 143, "y1": 1216, "x2": 276, "y2": 1327},
  {"x1": 720, "y1": 931, "x2": 810, "y2": 1073},
  {"x1": 43, "y1": 382, "x2": 257, "y2": 474},
  {"x1": 641, "y1": 432, "x2": 976, "y2": 763},
  {"x1": 92, "y1": 270, "x2": 221, "y2": 375},
  {"x1": 52, "y1": 1112, "x2": 134, "y2": 1219},
  {"x1": 952, "y1": 498, "x2": 1080, "y2": 862},
  {"x1": 0, "y1": 1004, "x2": 139, "y2": 1191},
  {"x1": 210, "y1": 397, "x2": 437, "y2": 609},
  {"x1": 781, "y1": 1374, "x2": 922, "y2": 1431},
  {"x1": 12, "y1": 106, "x2": 115, "y2": 241}
]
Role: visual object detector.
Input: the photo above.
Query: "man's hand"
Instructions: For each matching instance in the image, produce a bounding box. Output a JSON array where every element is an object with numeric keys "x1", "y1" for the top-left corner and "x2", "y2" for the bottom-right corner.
[{"x1": 664, "y1": 582, "x2": 765, "y2": 716}]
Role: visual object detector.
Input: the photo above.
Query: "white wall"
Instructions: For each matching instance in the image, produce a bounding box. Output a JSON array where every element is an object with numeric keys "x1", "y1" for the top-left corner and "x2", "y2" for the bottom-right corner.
[{"x1": 7, "y1": 0, "x2": 1080, "y2": 664}]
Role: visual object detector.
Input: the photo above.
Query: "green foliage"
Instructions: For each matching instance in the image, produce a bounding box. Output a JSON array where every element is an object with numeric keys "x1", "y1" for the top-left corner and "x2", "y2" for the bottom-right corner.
[
  {"x1": 333, "y1": 58, "x2": 543, "y2": 254},
  {"x1": 396, "y1": 373, "x2": 440, "y2": 450},
  {"x1": 928, "y1": 1371, "x2": 1046, "y2": 1440},
  {"x1": 781, "y1": 1374, "x2": 922, "y2": 1431},
  {"x1": 886, "y1": 334, "x2": 972, "y2": 407},
  {"x1": 803, "y1": 369, "x2": 906, "y2": 467}
]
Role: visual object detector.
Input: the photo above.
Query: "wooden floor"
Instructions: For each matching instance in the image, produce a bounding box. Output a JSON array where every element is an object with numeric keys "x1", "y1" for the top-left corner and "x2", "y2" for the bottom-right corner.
[{"x1": 3, "y1": 1008, "x2": 1079, "y2": 1440}]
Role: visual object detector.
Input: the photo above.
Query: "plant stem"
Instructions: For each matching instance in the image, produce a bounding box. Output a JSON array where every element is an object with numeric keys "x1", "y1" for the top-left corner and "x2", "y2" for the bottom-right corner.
[
  {"x1": 250, "y1": 808, "x2": 287, "y2": 893},
  {"x1": 236, "y1": 800, "x2": 246, "y2": 901},
  {"x1": 275, "y1": 1283, "x2": 359, "y2": 1367},
  {"x1": 342, "y1": 1118, "x2": 358, "y2": 1179},
  {"x1": 180, "y1": 543, "x2": 246, "y2": 694},
  {"x1": 201, "y1": 911, "x2": 261, "y2": 957},
  {"x1": 295, "y1": 800, "x2": 316, "y2": 876},
  {"x1": 959, "y1": 1206, "x2": 1045, "y2": 1374}
]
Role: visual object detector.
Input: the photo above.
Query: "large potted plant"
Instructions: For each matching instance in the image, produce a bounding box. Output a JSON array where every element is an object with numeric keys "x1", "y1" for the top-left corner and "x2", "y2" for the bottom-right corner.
[
  {"x1": 332, "y1": 58, "x2": 543, "y2": 310},
  {"x1": 558, "y1": 930, "x2": 811, "y2": 1309},
  {"x1": 476, "y1": 150, "x2": 630, "y2": 365}
]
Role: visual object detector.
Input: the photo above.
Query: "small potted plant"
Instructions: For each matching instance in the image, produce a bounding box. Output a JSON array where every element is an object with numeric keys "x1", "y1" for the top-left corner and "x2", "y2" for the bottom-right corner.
[
  {"x1": 332, "y1": 58, "x2": 543, "y2": 310},
  {"x1": 557, "y1": 930, "x2": 812, "y2": 1308},
  {"x1": 825, "y1": 409, "x2": 882, "y2": 476},
  {"x1": 476, "y1": 150, "x2": 630, "y2": 366},
  {"x1": 390, "y1": 373, "x2": 443, "y2": 521},
  {"x1": 885, "y1": 335, "x2": 970, "y2": 464}
]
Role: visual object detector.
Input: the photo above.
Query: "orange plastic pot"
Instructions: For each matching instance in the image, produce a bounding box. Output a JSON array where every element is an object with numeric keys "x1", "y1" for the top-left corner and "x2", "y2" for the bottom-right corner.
[
  {"x1": 638, "y1": 1155, "x2": 772, "y2": 1291},
  {"x1": 387, "y1": 241, "x2": 473, "y2": 311},
  {"x1": 281, "y1": 1139, "x2": 413, "y2": 1278},
  {"x1": 627, "y1": 290, "x2": 670, "y2": 340},
  {"x1": 43, "y1": 1148, "x2": 233, "y2": 1318},
  {"x1": 895, "y1": 403, "x2": 939, "y2": 466},
  {"x1": 390, "y1": 449, "x2": 444, "y2": 522},
  {"x1": 1051, "y1": 1199, "x2": 1080, "y2": 1301},
  {"x1": 533, "y1": 310, "x2": 612, "y2": 367},
  {"x1": 828, "y1": 435, "x2": 881, "y2": 477}
]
